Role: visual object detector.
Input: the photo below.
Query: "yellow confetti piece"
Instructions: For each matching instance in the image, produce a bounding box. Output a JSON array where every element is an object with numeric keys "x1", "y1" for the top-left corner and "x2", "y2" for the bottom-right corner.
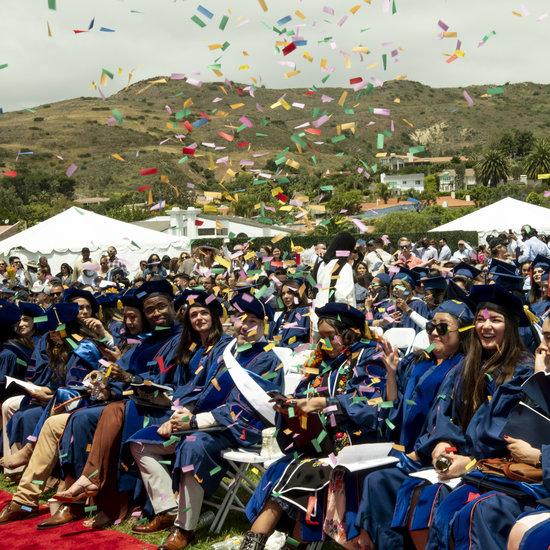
[
  {"x1": 212, "y1": 378, "x2": 221, "y2": 391},
  {"x1": 338, "y1": 91, "x2": 348, "y2": 106},
  {"x1": 350, "y1": 4, "x2": 361, "y2": 14},
  {"x1": 230, "y1": 103, "x2": 244, "y2": 110},
  {"x1": 402, "y1": 118, "x2": 414, "y2": 127},
  {"x1": 257, "y1": 0, "x2": 268, "y2": 12},
  {"x1": 295, "y1": 9, "x2": 305, "y2": 19},
  {"x1": 208, "y1": 43, "x2": 223, "y2": 50},
  {"x1": 392, "y1": 443, "x2": 406, "y2": 452},
  {"x1": 239, "y1": 65, "x2": 250, "y2": 71},
  {"x1": 352, "y1": 46, "x2": 370, "y2": 53},
  {"x1": 465, "y1": 458, "x2": 477, "y2": 472},
  {"x1": 284, "y1": 70, "x2": 301, "y2": 78},
  {"x1": 111, "y1": 153, "x2": 125, "y2": 162},
  {"x1": 279, "y1": 98, "x2": 291, "y2": 110},
  {"x1": 303, "y1": 51, "x2": 313, "y2": 62}
]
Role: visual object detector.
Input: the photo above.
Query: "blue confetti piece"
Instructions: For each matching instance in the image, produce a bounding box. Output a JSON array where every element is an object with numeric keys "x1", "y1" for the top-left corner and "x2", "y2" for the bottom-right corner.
[
  {"x1": 277, "y1": 15, "x2": 292, "y2": 26},
  {"x1": 100, "y1": 27, "x2": 115, "y2": 32},
  {"x1": 293, "y1": 40, "x2": 307, "y2": 47},
  {"x1": 197, "y1": 5, "x2": 214, "y2": 19}
]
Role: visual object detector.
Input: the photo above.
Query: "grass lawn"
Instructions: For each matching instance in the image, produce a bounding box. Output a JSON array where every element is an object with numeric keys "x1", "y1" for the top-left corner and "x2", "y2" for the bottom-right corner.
[{"x1": 0, "y1": 473, "x2": 338, "y2": 549}]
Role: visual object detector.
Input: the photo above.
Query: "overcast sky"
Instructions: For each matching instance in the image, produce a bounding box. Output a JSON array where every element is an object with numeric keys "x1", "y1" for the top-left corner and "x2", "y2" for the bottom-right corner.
[{"x1": 1, "y1": 0, "x2": 549, "y2": 112}]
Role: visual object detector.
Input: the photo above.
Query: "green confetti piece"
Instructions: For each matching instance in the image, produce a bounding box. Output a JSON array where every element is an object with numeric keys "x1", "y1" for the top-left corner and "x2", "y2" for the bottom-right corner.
[
  {"x1": 286, "y1": 537, "x2": 301, "y2": 548},
  {"x1": 84, "y1": 505, "x2": 98, "y2": 513},
  {"x1": 317, "y1": 430, "x2": 328, "y2": 443},
  {"x1": 48, "y1": 0, "x2": 56, "y2": 9},
  {"x1": 271, "y1": 491, "x2": 281, "y2": 498},
  {"x1": 143, "y1": 416, "x2": 150, "y2": 427},
  {"x1": 33, "y1": 315, "x2": 48, "y2": 323},
  {"x1": 377, "y1": 133, "x2": 385, "y2": 149},
  {"x1": 379, "y1": 401, "x2": 394, "y2": 409},
  {"x1": 65, "y1": 337, "x2": 78, "y2": 350},
  {"x1": 16, "y1": 358, "x2": 27, "y2": 366},
  {"x1": 219, "y1": 15, "x2": 229, "y2": 30},
  {"x1": 312, "y1": 438, "x2": 322, "y2": 453},
  {"x1": 209, "y1": 465, "x2": 222, "y2": 476},
  {"x1": 163, "y1": 435, "x2": 181, "y2": 447},
  {"x1": 101, "y1": 68, "x2": 114, "y2": 80},
  {"x1": 382, "y1": 53, "x2": 387, "y2": 70},
  {"x1": 331, "y1": 134, "x2": 346, "y2": 144},
  {"x1": 485, "y1": 373, "x2": 493, "y2": 381},
  {"x1": 31, "y1": 479, "x2": 44, "y2": 486},
  {"x1": 288, "y1": 406, "x2": 295, "y2": 418},
  {"x1": 385, "y1": 418, "x2": 396, "y2": 430},
  {"x1": 56, "y1": 323, "x2": 66, "y2": 332},
  {"x1": 221, "y1": 41, "x2": 230, "y2": 51},
  {"x1": 405, "y1": 399, "x2": 416, "y2": 406},
  {"x1": 191, "y1": 15, "x2": 206, "y2": 27},
  {"x1": 159, "y1": 460, "x2": 172, "y2": 465},
  {"x1": 255, "y1": 132, "x2": 268, "y2": 137},
  {"x1": 236, "y1": 343, "x2": 253, "y2": 352},
  {"x1": 112, "y1": 109, "x2": 123, "y2": 124},
  {"x1": 88, "y1": 469, "x2": 99, "y2": 478},
  {"x1": 321, "y1": 74, "x2": 331, "y2": 84},
  {"x1": 487, "y1": 86, "x2": 505, "y2": 96}
]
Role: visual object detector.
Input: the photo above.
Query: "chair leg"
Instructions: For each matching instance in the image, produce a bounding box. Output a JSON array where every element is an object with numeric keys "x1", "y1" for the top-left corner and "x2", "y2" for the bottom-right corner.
[{"x1": 213, "y1": 462, "x2": 250, "y2": 533}]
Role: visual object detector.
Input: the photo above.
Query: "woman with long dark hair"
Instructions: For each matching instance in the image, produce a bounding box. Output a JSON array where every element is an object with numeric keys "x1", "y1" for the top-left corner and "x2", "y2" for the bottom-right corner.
[
  {"x1": 56, "y1": 263, "x2": 73, "y2": 286},
  {"x1": 269, "y1": 280, "x2": 311, "y2": 349},
  {"x1": 354, "y1": 300, "x2": 474, "y2": 548}
]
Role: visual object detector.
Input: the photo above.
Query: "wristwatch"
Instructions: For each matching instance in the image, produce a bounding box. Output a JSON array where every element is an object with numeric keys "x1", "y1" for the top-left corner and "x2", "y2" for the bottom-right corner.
[{"x1": 189, "y1": 415, "x2": 198, "y2": 430}]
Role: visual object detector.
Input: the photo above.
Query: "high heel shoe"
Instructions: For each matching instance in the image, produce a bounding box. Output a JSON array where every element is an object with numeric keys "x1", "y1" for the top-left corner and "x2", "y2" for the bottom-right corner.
[{"x1": 54, "y1": 482, "x2": 99, "y2": 503}]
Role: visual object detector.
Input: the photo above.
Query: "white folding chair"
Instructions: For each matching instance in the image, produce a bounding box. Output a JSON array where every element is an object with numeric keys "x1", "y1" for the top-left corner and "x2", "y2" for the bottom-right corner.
[
  {"x1": 383, "y1": 327, "x2": 416, "y2": 353},
  {"x1": 411, "y1": 329, "x2": 430, "y2": 353}
]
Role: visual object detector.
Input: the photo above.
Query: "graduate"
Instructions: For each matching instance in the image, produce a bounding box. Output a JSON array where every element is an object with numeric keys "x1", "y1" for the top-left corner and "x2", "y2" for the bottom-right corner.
[
  {"x1": 529, "y1": 255, "x2": 549, "y2": 319},
  {"x1": 389, "y1": 267, "x2": 431, "y2": 333},
  {"x1": 95, "y1": 291, "x2": 125, "y2": 347},
  {"x1": 452, "y1": 262, "x2": 482, "y2": 291},
  {"x1": 268, "y1": 278, "x2": 311, "y2": 349},
  {"x1": 391, "y1": 284, "x2": 535, "y2": 550},
  {"x1": 364, "y1": 272, "x2": 392, "y2": 327},
  {"x1": 354, "y1": 299, "x2": 473, "y2": 549},
  {"x1": 129, "y1": 292, "x2": 283, "y2": 550},
  {"x1": 240, "y1": 303, "x2": 387, "y2": 550},
  {"x1": 0, "y1": 301, "x2": 43, "y2": 385}
]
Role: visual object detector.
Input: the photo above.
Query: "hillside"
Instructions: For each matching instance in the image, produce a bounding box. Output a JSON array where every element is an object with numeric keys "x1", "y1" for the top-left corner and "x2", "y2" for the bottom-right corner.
[{"x1": 0, "y1": 78, "x2": 549, "y2": 198}]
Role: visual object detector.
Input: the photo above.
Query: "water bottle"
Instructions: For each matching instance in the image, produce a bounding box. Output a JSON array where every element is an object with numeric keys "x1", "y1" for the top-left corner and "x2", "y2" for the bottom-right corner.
[
  {"x1": 211, "y1": 536, "x2": 243, "y2": 549},
  {"x1": 195, "y1": 510, "x2": 215, "y2": 530}
]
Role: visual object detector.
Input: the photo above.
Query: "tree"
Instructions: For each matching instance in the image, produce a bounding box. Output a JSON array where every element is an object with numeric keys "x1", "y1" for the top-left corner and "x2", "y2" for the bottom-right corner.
[
  {"x1": 525, "y1": 192, "x2": 543, "y2": 206},
  {"x1": 326, "y1": 190, "x2": 364, "y2": 215},
  {"x1": 476, "y1": 150, "x2": 510, "y2": 187},
  {"x1": 374, "y1": 182, "x2": 391, "y2": 204},
  {"x1": 523, "y1": 138, "x2": 550, "y2": 181}
]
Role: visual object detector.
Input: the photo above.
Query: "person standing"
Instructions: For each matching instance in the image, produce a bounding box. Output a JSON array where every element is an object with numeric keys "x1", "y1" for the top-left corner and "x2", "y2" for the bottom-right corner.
[{"x1": 72, "y1": 247, "x2": 92, "y2": 282}]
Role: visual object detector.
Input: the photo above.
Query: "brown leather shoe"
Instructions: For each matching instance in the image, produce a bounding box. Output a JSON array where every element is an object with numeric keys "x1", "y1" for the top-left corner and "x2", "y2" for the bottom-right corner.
[
  {"x1": 132, "y1": 511, "x2": 175, "y2": 533},
  {"x1": 158, "y1": 527, "x2": 195, "y2": 550},
  {"x1": 0, "y1": 500, "x2": 38, "y2": 524},
  {"x1": 37, "y1": 504, "x2": 83, "y2": 530}
]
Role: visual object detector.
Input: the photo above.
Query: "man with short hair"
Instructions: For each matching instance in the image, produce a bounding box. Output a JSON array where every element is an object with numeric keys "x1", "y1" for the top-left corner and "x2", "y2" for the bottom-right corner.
[
  {"x1": 438, "y1": 238, "x2": 452, "y2": 262},
  {"x1": 452, "y1": 240, "x2": 474, "y2": 262},
  {"x1": 394, "y1": 238, "x2": 423, "y2": 268},
  {"x1": 48, "y1": 281, "x2": 65, "y2": 304},
  {"x1": 106, "y1": 246, "x2": 128, "y2": 276},
  {"x1": 8, "y1": 256, "x2": 28, "y2": 287},
  {"x1": 365, "y1": 238, "x2": 392, "y2": 274},
  {"x1": 73, "y1": 247, "x2": 92, "y2": 282},
  {"x1": 518, "y1": 226, "x2": 549, "y2": 263}
]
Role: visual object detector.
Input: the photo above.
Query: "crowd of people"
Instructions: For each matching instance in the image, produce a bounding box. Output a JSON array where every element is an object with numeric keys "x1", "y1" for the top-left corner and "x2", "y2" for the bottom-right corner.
[{"x1": 0, "y1": 223, "x2": 548, "y2": 550}]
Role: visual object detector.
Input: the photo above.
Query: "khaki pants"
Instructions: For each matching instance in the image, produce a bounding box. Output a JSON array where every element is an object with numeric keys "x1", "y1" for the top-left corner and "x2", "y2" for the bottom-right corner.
[{"x1": 13, "y1": 413, "x2": 69, "y2": 508}]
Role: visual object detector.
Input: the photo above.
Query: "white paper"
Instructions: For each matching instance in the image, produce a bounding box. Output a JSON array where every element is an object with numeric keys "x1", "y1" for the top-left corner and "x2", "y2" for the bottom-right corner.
[
  {"x1": 5, "y1": 376, "x2": 41, "y2": 393},
  {"x1": 321, "y1": 443, "x2": 399, "y2": 472},
  {"x1": 410, "y1": 468, "x2": 462, "y2": 489}
]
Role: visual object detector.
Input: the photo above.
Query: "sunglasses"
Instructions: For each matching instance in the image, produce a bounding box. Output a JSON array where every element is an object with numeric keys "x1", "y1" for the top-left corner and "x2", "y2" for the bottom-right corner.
[
  {"x1": 400, "y1": 245, "x2": 411, "y2": 250},
  {"x1": 426, "y1": 322, "x2": 456, "y2": 336}
]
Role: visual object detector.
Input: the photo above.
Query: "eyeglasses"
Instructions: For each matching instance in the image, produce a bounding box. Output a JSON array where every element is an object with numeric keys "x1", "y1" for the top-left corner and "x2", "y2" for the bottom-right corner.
[
  {"x1": 426, "y1": 322, "x2": 457, "y2": 336},
  {"x1": 400, "y1": 245, "x2": 410, "y2": 250}
]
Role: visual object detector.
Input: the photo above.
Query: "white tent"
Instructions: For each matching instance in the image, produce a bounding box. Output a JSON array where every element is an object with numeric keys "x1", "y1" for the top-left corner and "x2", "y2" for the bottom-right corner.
[
  {"x1": 429, "y1": 197, "x2": 550, "y2": 241},
  {"x1": 0, "y1": 207, "x2": 191, "y2": 272}
]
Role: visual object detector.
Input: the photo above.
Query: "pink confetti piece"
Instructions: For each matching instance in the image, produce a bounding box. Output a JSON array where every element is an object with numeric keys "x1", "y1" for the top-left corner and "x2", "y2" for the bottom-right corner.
[
  {"x1": 438, "y1": 19, "x2": 449, "y2": 31},
  {"x1": 313, "y1": 114, "x2": 330, "y2": 128},
  {"x1": 181, "y1": 464, "x2": 195, "y2": 473},
  {"x1": 481, "y1": 308, "x2": 490, "y2": 319},
  {"x1": 171, "y1": 73, "x2": 186, "y2": 80},
  {"x1": 336, "y1": 250, "x2": 351, "y2": 257},
  {"x1": 373, "y1": 108, "x2": 390, "y2": 115},
  {"x1": 66, "y1": 163, "x2": 78, "y2": 177},
  {"x1": 463, "y1": 90, "x2": 475, "y2": 107},
  {"x1": 239, "y1": 115, "x2": 253, "y2": 128},
  {"x1": 350, "y1": 218, "x2": 369, "y2": 233},
  {"x1": 323, "y1": 6, "x2": 335, "y2": 15}
]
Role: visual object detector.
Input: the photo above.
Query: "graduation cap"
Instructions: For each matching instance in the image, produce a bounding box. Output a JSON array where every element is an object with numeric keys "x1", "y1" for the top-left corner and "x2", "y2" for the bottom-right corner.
[
  {"x1": 487, "y1": 259, "x2": 524, "y2": 292},
  {"x1": 532, "y1": 255, "x2": 550, "y2": 272},
  {"x1": 135, "y1": 280, "x2": 174, "y2": 304},
  {"x1": 393, "y1": 267, "x2": 421, "y2": 287},
  {"x1": 96, "y1": 293, "x2": 122, "y2": 309},
  {"x1": 469, "y1": 284, "x2": 530, "y2": 327},
  {"x1": 315, "y1": 302, "x2": 365, "y2": 329},
  {"x1": 434, "y1": 300, "x2": 474, "y2": 324},
  {"x1": 0, "y1": 299, "x2": 22, "y2": 332},
  {"x1": 453, "y1": 262, "x2": 481, "y2": 280},
  {"x1": 63, "y1": 287, "x2": 99, "y2": 315},
  {"x1": 231, "y1": 292, "x2": 274, "y2": 322},
  {"x1": 489, "y1": 258, "x2": 520, "y2": 276},
  {"x1": 412, "y1": 266, "x2": 430, "y2": 279},
  {"x1": 175, "y1": 289, "x2": 224, "y2": 317},
  {"x1": 120, "y1": 288, "x2": 141, "y2": 309},
  {"x1": 422, "y1": 276, "x2": 448, "y2": 292},
  {"x1": 38, "y1": 302, "x2": 80, "y2": 332},
  {"x1": 18, "y1": 302, "x2": 44, "y2": 319},
  {"x1": 373, "y1": 272, "x2": 391, "y2": 286}
]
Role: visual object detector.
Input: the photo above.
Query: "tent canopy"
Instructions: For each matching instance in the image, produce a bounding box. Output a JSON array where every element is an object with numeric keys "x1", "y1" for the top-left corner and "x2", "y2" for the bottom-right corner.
[
  {"x1": 0, "y1": 207, "x2": 190, "y2": 272},
  {"x1": 429, "y1": 197, "x2": 550, "y2": 239}
]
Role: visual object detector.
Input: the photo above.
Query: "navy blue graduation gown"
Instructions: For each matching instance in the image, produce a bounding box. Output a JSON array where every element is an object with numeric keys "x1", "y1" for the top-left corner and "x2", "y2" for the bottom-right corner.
[
  {"x1": 58, "y1": 327, "x2": 181, "y2": 480},
  {"x1": 531, "y1": 299, "x2": 550, "y2": 319},
  {"x1": 269, "y1": 307, "x2": 311, "y2": 349},
  {"x1": 372, "y1": 298, "x2": 431, "y2": 333},
  {"x1": 0, "y1": 340, "x2": 33, "y2": 385},
  {"x1": 246, "y1": 340, "x2": 387, "y2": 543}
]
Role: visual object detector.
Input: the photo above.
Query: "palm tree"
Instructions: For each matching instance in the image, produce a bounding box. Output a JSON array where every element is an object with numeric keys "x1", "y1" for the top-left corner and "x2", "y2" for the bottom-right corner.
[
  {"x1": 523, "y1": 138, "x2": 550, "y2": 181},
  {"x1": 475, "y1": 149, "x2": 510, "y2": 187}
]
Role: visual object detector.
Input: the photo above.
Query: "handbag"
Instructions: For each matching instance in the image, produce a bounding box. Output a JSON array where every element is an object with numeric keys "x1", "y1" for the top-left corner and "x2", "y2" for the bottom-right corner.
[{"x1": 476, "y1": 457, "x2": 542, "y2": 483}]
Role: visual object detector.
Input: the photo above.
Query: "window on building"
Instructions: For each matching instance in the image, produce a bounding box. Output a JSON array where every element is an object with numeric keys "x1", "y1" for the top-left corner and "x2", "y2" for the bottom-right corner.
[{"x1": 197, "y1": 228, "x2": 216, "y2": 236}]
